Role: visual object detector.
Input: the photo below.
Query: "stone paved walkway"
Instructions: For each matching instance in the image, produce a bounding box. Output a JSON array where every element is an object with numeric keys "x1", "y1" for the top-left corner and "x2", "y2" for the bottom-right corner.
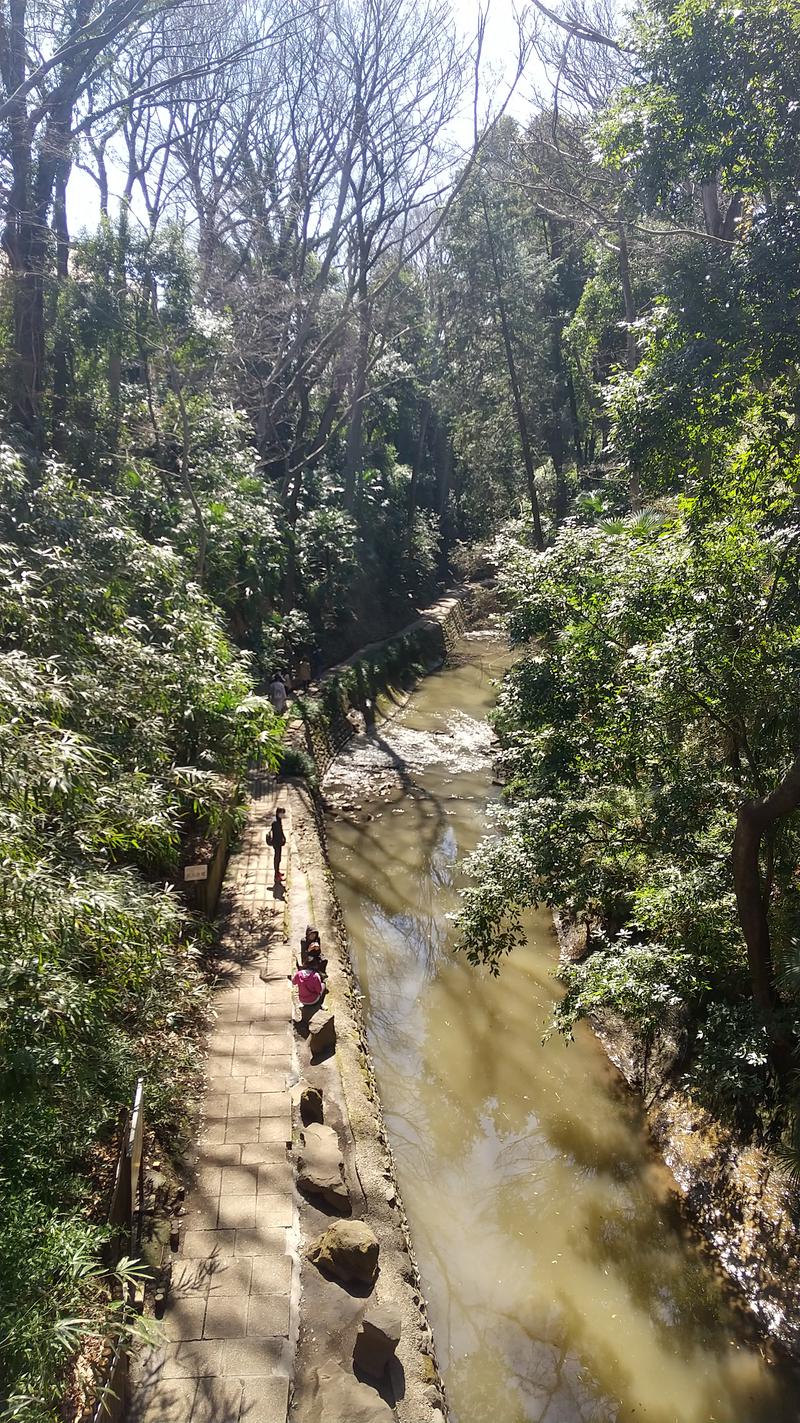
[{"x1": 130, "y1": 774, "x2": 298, "y2": 1423}]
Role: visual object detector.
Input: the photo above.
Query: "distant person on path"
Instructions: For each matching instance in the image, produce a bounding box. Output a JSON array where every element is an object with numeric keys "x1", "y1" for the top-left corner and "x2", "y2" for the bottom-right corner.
[
  {"x1": 310, "y1": 645, "x2": 323, "y2": 680},
  {"x1": 269, "y1": 673, "x2": 288, "y2": 715},
  {"x1": 296, "y1": 655, "x2": 312, "y2": 691},
  {"x1": 267, "y1": 805, "x2": 287, "y2": 881}
]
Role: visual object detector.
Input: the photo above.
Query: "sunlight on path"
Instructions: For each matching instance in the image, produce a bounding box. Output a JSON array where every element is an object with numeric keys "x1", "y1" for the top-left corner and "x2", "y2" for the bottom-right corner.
[{"x1": 129, "y1": 776, "x2": 297, "y2": 1423}]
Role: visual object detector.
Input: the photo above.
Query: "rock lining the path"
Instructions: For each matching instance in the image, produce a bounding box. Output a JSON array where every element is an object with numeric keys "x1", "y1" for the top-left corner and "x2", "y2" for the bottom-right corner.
[
  {"x1": 296, "y1": 1122, "x2": 350, "y2": 1212},
  {"x1": 292, "y1": 1078, "x2": 324, "y2": 1125},
  {"x1": 306, "y1": 1364, "x2": 395, "y2": 1423},
  {"x1": 307, "y1": 1220, "x2": 380, "y2": 1286},
  {"x1": 353, "y1": 1303, "x2": 402, "y2": 1378},
  {"x1": 309, "y1": 1009, "x2": 336, "y2": 1058}
]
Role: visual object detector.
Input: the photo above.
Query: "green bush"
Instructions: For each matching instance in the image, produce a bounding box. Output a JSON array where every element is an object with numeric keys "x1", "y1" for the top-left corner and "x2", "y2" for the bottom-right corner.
[
  {"x1": 277, "y1": 745, "x2": 318, "y2": 785},
  {"x1": 553, "y1": 930, "x2": 704, "y2": 1043},
  {"x1": 458, "y1": 481, "x2": 800, "y2": 1129},
  {"x1": 0, "y1": 446, "x2": 282, "y2": 1416},
  {"x1": 686, "y1": 1003, "x2": 780, "y2": 1131}
]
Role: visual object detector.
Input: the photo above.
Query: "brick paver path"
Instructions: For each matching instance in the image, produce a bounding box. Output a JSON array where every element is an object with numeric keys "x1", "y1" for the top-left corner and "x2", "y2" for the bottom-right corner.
[{"x1": 130, "y1": 775, "x2": 297, "y2": 1423}]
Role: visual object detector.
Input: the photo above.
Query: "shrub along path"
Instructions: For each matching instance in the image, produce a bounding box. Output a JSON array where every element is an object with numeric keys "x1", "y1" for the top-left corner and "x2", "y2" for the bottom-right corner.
[{"x1": 129, "y1": 774, "x2": 298, "y2": 1423}]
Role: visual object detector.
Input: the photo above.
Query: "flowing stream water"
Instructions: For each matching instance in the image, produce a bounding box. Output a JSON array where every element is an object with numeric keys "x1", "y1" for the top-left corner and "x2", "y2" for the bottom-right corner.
[{"x1": 323, "y1": 633, "x2": 795, "y2": 1423}]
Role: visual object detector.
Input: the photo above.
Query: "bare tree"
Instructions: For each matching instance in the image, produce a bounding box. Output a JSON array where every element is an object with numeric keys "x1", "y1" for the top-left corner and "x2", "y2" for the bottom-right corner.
[
  {"x1": 0, "y1": 0, "x2": 287, "y2": 440},
  {"x1": 335, "y1": 0, "x2": 465, "y2": 508},
  {"x1": 0, "y1": 0, "x2": 172, "y2": 435}
]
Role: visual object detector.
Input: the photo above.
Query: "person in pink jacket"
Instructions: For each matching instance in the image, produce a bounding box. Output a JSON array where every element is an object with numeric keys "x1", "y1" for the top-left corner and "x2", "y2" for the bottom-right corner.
[{"x1": 292, "y1": 965, "x2": 325, "y2": 1007}]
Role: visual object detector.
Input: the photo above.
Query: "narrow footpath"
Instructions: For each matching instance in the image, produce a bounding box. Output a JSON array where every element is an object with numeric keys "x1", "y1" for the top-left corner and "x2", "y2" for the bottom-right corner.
[{"x1": 130, "y1": 772, "x2": 299, "y2": 1423}]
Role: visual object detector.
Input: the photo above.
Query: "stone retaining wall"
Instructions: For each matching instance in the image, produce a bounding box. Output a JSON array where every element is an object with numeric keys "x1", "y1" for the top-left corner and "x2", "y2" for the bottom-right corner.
[
  {"x1": 287, "y1": 784, "x2": 449, "y2": 1422},
  {"x1": 552, "y1": 918, "x2": 800, "y2": 1360},
  {"x1": 180, "y1": 807, "x2": 241, "y2": 919},
  {"x1": 283, "y1": 589, "x2": 472, "y2": 1420},
  {"x1": 296, "y1": 591, "x2": 469, "y2": 782}
]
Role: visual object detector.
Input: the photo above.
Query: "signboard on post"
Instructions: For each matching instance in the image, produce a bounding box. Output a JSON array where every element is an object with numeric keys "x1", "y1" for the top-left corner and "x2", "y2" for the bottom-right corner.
[
  {"x1": 127, "y1": 1077, "x2": 144, "y2": 1198},
  {"x1": 127, "y1": 1077, "x2": 144, "y2": 1251},
  {"x1": 184, "y1": 863, "x2": 208, "y2": 882},
  {"x1": 106, "y1": 1078, "x2": 145, "y2": 1264}
]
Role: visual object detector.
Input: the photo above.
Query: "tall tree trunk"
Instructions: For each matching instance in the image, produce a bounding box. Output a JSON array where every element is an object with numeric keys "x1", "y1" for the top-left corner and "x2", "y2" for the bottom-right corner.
[
  {"x1": 549, "y1": 324, "x2": 574, "y2": 521},
  {"x1": 5, "y1": 72, "x2": 73, "y2": 440},
  {"x1": 172, "y1": 372, "x2": 207, "y2": 584},
  {"x1": 435, "y1": 422, "x2": 451, "y2": 519},
  {"x1": 343, "y1": 264, "x2": 369, "y2": 511},
  {"x1": 720, "y1": 192, "x2": 743, "y2": 242},
  {"x1": 617, "y1": 221, "x2": 640, "y2": 508},
  {"x1": 407, "y1": 399, "x2": 430, "y2": 546},
  {"x1": 108, "y1": 208, "x2": 129, "y2": 434},
  {"x1": 7, "y1": 218, "x2": 47, "y2": 440},
  {"x1": 480, "y1": 194, "x2": 544, "y2": 550},
  {"x1": 281, "y1": 454, "x2": 304, "y2": 615},
  {"x1": 433, "y1": 415, "x2": 453, "y2": 576},
  {"x1": 3, "y1": 0, "x2": 42, "y2": 439},
  {"x1": 305, "y1": 368, "x2": 346, "y2": 469},
  {"x1": 50, "y1": 160, "x2": 71, "y2": 449},
  {"x1": 566, "y1": 368, "x2": 583, "y2": 469},
  {"x1": 152, "y1": 277, "x2": 207, "y2": 583},
  {"x1": 553, "y1": 453, "x2": 567, "y2": 524},
  {"x1": 701, "y1": 178, "x2": 723, "y2": 238},
  {"x1": 732, "y1": 756, "x2": 800, "y2": 1069},
  {"x1": 618, "y1": 222, "x2": 637, "y2": 372},
  {"x1": 427, "y1": 412, "x2": 452, "y2": 574}
]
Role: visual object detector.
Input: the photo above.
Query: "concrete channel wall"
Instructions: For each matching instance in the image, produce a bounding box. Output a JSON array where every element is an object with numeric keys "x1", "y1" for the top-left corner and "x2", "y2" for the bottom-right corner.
[
  {"x1": 296, "y1": 591, "x2": 469, "y2": 782},
  {"x1": 284, "y1": 589, "x2": 472, "y2": 1422}
]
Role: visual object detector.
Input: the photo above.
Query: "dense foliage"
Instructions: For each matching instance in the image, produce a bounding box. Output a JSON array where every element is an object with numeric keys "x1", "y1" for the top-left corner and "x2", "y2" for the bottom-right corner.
[
  {"x1": 457, "y1": 0, "x2": 800, "y2": 1143},
  {"x1": 0, "y1": 438, "x2": 281, "y2": 1417},
  {"x1": 0, "y1": 0, "x2": 798, "y2": 1410}
]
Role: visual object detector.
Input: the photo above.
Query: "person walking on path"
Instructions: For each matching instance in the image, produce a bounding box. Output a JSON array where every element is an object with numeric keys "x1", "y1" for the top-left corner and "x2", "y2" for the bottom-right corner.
[
  {"x1": 269, "y1": 672, "x2": 288, "y2": 715},
  {"x1": 296, "y1": 655, "x2": 312, "y2": 692},
  {"x1": 267, "y1": 805, "x2": 287, "y2": 882}
]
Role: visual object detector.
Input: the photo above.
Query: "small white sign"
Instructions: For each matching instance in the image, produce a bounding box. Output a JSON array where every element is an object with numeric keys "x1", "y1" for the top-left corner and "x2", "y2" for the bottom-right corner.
[
  {"x1": 184, "y1": 863, "x2": 208, "y2": 882},
  {"x1": 128, "y1": 1077, "x2": 144, "y2": 1198}
]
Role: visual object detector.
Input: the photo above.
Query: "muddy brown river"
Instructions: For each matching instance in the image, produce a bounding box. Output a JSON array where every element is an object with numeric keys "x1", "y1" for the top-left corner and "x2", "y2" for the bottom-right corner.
[{"x1": 324, "y1": 633, "x2": 795, "y2": 1423}]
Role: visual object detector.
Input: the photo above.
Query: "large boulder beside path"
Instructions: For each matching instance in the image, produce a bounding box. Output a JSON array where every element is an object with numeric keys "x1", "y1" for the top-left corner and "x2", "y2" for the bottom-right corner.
[
  {"x1": 309, "y1": 1009, "x2": 336, "y2": 1058},
  {"x1": 307, "y1": 1219, "x2": 380, "y2": 1286},
  {"x1": 296, "y1": 1079, "x2": 324, "y2": 1124},
  {"x1": 307, "y1": 1364, "x2": 394, "y2": 1423},
  {"x1": 353, "y1": 1302, "x2": 402, "y2": 1378},
  {"x1": 296, "y1": 1122, "x2": 350, "y2": 1212}
]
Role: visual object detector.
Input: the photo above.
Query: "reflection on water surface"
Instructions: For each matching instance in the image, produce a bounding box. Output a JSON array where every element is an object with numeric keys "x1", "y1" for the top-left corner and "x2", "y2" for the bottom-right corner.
[{"x1": 324, "y1": 639, "x2": 795, "y2": 1423}]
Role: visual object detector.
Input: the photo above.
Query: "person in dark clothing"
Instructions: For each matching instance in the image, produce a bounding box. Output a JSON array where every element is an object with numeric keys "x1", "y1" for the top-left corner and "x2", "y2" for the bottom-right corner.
[
  {"x1": 301, "y1": 925, "x2": 321, "y2": 956},
  {"x1": 304, "y1": 941, "x2": 327, "y2": 977},
  {"x1": 300, "y1": 924, "x2": 327, "y2": 974},
  {"x1": 267, "y1": 805, "x2": 287, "y2": 882}
]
